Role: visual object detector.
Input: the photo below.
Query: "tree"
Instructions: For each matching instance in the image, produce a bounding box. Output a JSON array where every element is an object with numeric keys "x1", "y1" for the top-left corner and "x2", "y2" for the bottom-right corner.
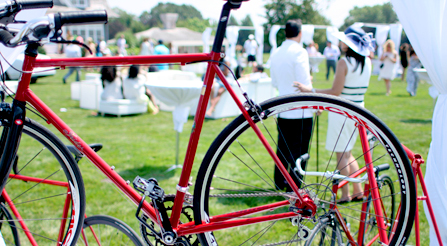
[
  {"x1": 228, "y1": 15, "x2": 239, "y2": 26},
  {"x1": 264, "y1": 0, "x2": 330, "y2": 51},
  {"x1": 139, "y1": 11, "x2": 156, "y2": 27},
  {"x1": 109, "y1": 8, "x2": 146, "y2": 38},
  {"x1": 177, "y1": 17, "x2": 210, "y2": 33},
  {"x1": 148, "y1": 3, "x2": 203, "y2": 28},
  {"x1": 340, "y1": 3, "x2": 398, "y2": 30}
]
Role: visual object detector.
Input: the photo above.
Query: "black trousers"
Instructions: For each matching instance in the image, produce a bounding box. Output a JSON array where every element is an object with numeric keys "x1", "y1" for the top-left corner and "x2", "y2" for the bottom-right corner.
[
  {"x1": 275, "y1": 117, "x2": 314, "y2": 191},
  {"x1": 326, "y1": 59, "x2": 337, "y2": 80}
]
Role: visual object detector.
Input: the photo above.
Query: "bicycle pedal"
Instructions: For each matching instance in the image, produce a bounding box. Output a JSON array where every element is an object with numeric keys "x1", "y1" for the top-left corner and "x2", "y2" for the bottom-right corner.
[{"x1": 133, "y1": 176, "x2": 164, "y2": 200}]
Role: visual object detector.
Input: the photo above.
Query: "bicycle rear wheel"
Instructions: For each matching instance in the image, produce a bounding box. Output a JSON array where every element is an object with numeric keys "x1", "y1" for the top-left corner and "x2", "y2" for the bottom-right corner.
[
  {"x1": 193, "y1": 94, "x2": 415, "y2": 246},
  {"x1": 80, "y1": 215, "x2": 144, "y2": 246},
  {"x1": 305, "y1": 216, "x2": 344, "y2": 246},
  {"x1": 1, "y1": 118, "x2": 85, "y2": 245}
]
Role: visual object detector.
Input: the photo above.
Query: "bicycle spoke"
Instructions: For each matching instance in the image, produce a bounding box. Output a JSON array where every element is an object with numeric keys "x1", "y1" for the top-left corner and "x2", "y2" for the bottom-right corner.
[
  {"x1": 228, "y1": 147, "x2": 276, "y2": 190},
  {"x1": 9, "y1": 167, "x2": 63, "y2": 203},
  {"x1": 5, "y1": 147, "x2": 44, "y2": 186},
  {"x1": 239, "y1": 220, "x2": 276, "y2": 246},
  {"x1": 3, "y1": 192, "x2": 66, "y2": 207}
]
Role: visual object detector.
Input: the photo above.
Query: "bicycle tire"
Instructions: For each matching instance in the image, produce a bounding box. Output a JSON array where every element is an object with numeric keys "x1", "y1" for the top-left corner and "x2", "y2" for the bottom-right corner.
[
  {"x1": 193, "y1": 93, "x2": 416, "y2": 246},
  {"x1": 363, "y1": 174, "x2": 396, "y2": 245},
  {"x1": 0, "y1": 202, "x2": 20, "y2": 245},
  {"x1": 305, "y1": 217, "x2": 344, "y2": 246},
  {"x1": 80, "y1": 215, "x2": 144, "y2": 246},
  {"x1": 1, "y1": 118, "x2": 85, "y2": 245}
]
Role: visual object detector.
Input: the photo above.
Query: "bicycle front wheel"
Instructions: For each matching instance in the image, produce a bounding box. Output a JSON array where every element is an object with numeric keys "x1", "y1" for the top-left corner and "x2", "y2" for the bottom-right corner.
[
  {"x1": 80, "y1": 215, "x2": 144, "y2": 246},
  {"x1": 0, "y1": 202, "x2": 20, "y2": 245},
  {"x1": 2, "y1": 118, "x2": 85, "y2": 245},
  {"x1": 193, "y1": 94, "x2": 416, "y2": 246}
]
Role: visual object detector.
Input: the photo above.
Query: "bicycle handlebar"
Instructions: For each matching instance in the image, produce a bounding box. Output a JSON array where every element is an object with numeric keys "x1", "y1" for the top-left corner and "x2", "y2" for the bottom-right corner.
[
  {"x1": 15, "y1": 0, "x2": 53, "y2": 9},
  {"x1": 0, "y1": 10, "x2": 107, "y2": 46},
  {"x1": 54, "y1": 10, "x2": 107, "y2": 29}
]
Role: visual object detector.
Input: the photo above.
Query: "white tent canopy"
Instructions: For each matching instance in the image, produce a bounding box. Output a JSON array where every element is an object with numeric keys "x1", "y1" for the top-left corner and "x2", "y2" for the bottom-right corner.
[
  {"x1": 136, "y1": 27, "x2": 216, "y2": 54},
  {"x1": 268, "y1": 24, "x2": 336, "y2": 55},
  {"x1": 391, "y1": 0, "x2": 447, "y2": 244},
  {"x1": 222, "y1": 25, "x2": 264, "y2": 69}
]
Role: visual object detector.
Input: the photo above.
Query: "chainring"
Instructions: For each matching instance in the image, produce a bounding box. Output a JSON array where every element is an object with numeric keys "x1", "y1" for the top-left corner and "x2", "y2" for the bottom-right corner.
[{"x1": 140, "y1": 196, "x2": 199, "y2": 246}]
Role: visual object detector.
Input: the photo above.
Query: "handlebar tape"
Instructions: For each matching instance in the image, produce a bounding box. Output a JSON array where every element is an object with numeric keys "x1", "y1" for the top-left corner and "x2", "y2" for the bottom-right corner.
[
  {"x1": 0, "y1": 29, "x2": 13, "y2": 45},
  {"x1": 54, "y1": 10, "x2": 107, "y2": 30},
  {"x1": 15, "y1": 0, "x2": 53, "y2": 9}
]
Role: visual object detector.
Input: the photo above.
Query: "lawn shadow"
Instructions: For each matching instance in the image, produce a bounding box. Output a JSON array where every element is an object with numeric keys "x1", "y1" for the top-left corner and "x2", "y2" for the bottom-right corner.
[
  {"x1": 400, "y1": 119, "x2": 432, "y2": 124},
  {"x1": 119, "y1": 165, "x2": 176, "y2": 182},
  {"x1": 88, "y1": 112, "x2": 146, "y2": 118},
  {"x1": 395, "y1": 94, "x2": 412, "y2": 98},
  {"x1": 368, "y1": 92, "x2": 386, "y2": 96}
]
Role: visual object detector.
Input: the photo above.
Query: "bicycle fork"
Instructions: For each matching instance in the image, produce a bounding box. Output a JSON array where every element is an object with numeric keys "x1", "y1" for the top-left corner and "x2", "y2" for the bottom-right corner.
[{"x1": 0, "y1": 96, "x2": 25, "y2": 197}]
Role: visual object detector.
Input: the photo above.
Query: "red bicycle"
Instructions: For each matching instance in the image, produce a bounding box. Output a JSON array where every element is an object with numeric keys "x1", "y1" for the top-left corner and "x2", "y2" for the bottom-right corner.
[{"x1": 0, "y1": 0, "x2": 416, "y2": 245}]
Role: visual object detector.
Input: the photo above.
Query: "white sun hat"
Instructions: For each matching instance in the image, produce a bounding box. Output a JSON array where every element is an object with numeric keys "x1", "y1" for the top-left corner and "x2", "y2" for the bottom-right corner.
[
  {"x1": 248, "y1": 34, "x2": 255, "y2": 40},
  {"x1": 332, "y1": 26, "x2": 375, "y2": 57}
]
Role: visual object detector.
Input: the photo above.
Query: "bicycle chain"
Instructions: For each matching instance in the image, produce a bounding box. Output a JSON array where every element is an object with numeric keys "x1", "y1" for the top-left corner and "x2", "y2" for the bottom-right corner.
[{"x1": 164, "y1": 192, "x2": 294, "y2": 199}]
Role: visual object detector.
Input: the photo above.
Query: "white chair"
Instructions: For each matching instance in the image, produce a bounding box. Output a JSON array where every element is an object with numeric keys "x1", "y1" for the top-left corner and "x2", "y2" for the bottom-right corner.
[
  {"x1": 98, "y1": 99, "x2": 147, "y2": 117},
  {"x1": 71, "y1": 81, "x2": 81, "y2": 100},
  {"x1": 85, "y1": 73, "x2": 101, "y2": 81},
  {"x1": 246, "y1": 77, "x2": 275, "y2": 104},
  {"x1": 79, "y1": 80, "x2": 103, "y2": 110}
]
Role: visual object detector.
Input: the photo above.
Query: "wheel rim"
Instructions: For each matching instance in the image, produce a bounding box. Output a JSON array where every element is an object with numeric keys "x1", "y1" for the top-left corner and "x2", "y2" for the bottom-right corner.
[{"x1": 194, "y1": 95, "x2": 415, "y2": 246}]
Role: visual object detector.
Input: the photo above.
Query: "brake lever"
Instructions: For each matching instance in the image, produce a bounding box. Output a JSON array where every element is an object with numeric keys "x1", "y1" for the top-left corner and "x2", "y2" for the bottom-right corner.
[{"x1": 0, "y1": 10, "x2": 26, "y2": 26}]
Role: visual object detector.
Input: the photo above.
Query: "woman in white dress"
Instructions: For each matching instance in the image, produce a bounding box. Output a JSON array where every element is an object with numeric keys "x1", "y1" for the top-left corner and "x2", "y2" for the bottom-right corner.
[
  {"x1": 139, "y1": 38, "x2": 153, "y2": 56},
  {"x1": 379, "y1": 39, "x2": 398, "y2": 96},
  {"x1": 123, "y1": 65, "x2": 159, "y2": 114},
  {"x1": 100, "y1": 66, "x2": 123, "y2": 101},
  {"x1": 295, "y1": 25, "x2": 374, "y2": 203}
]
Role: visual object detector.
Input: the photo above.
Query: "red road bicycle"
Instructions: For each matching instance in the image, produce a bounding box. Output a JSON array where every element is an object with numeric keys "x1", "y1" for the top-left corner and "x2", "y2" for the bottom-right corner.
[{"x1": 0, "y1": 0, "x2": 416, "y2": 245}]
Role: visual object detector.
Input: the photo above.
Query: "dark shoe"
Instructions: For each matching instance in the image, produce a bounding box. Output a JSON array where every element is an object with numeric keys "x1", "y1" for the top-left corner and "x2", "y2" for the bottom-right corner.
[
  {"x1": 337, "y1": 197, "x2": 351, "y2": 204},
  {"x1": 63, "y1": 78, "x2": 66, "y2": 84},
  {"x1": 351, "y1": 196, "x2": 364, "y2": 202}
]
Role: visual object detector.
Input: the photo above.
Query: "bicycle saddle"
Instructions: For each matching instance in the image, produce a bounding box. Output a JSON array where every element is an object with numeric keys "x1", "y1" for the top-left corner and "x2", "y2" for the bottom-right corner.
[{"x1": 67, "y1": 143, "x2": 103, "y2": 163}]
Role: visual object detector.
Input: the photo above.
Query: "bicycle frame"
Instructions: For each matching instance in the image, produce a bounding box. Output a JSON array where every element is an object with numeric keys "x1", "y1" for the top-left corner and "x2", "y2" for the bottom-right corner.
[{"x1": 2, "y1": 1, "x2": 316, "y2": 239}]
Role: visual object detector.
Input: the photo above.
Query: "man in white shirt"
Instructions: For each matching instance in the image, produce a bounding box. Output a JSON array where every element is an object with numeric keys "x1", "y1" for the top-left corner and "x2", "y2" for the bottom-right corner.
[
  {"x1": 243, "y1": 34, "x2": 258, "y2": 68},
  {"x1": 270, "y1": 19, "x2": 314, "y2": 191},
  {"x1": 323, "y1": 41, "x2": 340, "y2": 80},
  {"x1": 62, "y1": 42, "x2": 82, "y2": 84}
]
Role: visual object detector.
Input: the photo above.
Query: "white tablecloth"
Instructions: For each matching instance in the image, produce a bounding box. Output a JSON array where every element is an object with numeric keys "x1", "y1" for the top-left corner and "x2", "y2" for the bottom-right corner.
[
  {"x1": 146, "y1": 80, "x2": 202, "y2": 132},
  {"x1": 309, "y1": 56, "x2": 325, "y2": 73}
]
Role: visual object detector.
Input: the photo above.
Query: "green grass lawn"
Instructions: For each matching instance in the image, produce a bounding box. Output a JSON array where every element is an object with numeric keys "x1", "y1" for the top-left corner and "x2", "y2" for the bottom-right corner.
[{"x1": 17, "y1": 64, "x2": 432, "y2": 245}]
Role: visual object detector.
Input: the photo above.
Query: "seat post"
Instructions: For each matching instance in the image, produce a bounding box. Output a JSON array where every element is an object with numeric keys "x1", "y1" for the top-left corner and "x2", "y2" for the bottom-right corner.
[{"x1": 211, "y1": 1, "x2": 243, "y2": 53}]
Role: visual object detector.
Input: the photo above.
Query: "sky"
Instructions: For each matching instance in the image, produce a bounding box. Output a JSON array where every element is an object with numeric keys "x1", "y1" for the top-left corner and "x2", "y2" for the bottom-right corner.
[{"x1": 107, "y1": 0, "x2": 391, "y2": 28}]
